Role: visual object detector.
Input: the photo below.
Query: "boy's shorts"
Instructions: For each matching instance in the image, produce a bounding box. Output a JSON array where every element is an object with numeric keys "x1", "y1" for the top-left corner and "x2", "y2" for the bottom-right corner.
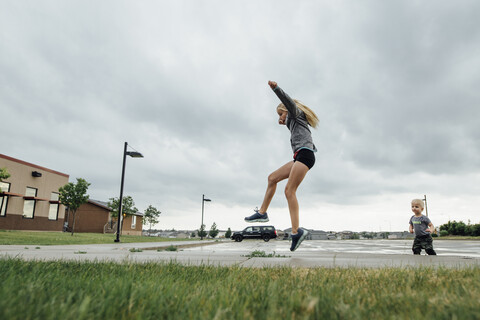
[
  {"x1": 294, "y1": 148, "x2": 315, "y2": 170},
  {"x1": 412, "y1": 234, "x2": 436, "y2": 255}
]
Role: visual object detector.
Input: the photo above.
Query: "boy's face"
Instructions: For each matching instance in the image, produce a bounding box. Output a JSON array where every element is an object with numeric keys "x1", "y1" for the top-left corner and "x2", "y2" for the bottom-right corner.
[{"x1": 411, "y1": 202, "x2": 424, "y2": 215}]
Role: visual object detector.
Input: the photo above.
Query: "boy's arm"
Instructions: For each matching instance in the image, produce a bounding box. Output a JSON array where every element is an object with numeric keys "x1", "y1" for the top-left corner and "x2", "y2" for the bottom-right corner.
[
  {"x1": 268, "y1": 81, "x2": 299, "y2": 117},
  {"x1": 409, "y1": 224, "x2": 414, "y2": 233},
  {"x1": 426, "y1": 222, "x2": 434, "y2": 234}
]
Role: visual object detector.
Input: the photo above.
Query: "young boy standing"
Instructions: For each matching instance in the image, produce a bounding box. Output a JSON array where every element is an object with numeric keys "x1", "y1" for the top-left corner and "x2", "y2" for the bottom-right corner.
[{"x1": 409, "y1": 199, "x2": 437, "y2": 255}]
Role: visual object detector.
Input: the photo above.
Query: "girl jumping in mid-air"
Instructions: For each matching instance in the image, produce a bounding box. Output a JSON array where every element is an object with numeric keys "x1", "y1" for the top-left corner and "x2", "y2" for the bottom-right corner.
[{"x1": 244, "y1": 81, "x2": 319, "y2": 251}]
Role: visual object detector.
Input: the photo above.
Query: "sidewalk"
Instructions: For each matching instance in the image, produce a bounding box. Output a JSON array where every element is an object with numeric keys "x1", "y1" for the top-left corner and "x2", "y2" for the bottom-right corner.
[{"x1": 1, "y1": 240, "x2": 479, "y2": 268}]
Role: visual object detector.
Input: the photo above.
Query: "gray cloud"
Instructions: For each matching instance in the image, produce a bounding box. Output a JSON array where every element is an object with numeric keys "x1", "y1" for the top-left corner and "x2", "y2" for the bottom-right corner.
[{"x1": 1, "y1": 1, "x2": 479, "y2": 231}]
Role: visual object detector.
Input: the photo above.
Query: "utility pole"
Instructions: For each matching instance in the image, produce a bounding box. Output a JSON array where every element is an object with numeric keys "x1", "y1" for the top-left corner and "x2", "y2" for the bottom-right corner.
[{"x1": 423, "y1": 194, "x2": 428, "y2": 217}]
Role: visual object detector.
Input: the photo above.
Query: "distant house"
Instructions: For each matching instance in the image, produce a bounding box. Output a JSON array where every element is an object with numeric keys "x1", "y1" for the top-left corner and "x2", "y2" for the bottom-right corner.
[
  {"x1": 66, "y1": 199, "x2": 144, "y2": 236},
  {"x1": 283, "y1": 228, "x2": 330, "y2": 240},
  {"x1": 0, "y1": 154, "x2": 69, "y2": 231},
  {"x1": 307, "y1": 229, "x2": 329, "y2": 240},
  {"x1": 155, "y1": 231, "x2": 175, "y2": 238},
  {"x1": 338, "y1": 231, "x2": 354, "y2": 239},
  {"x1": 388, "y1": 231, "x2": 414, "y2": 239},
  {"x1": 174, "y1": 231, "x2": 190, "y2": 239}
]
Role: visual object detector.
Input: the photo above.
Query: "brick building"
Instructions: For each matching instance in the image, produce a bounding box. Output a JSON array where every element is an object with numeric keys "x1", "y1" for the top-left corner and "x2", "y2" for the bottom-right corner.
[
  {"x1": 1, "y1": 153, "x2": 143, "y2": 235},
  {"x1": 69, "y1": 199, "x2": 144, "y2": 236}
]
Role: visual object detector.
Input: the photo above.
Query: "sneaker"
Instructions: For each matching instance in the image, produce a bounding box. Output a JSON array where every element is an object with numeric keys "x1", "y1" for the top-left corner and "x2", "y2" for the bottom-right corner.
[
  {"x1": 290, "y1": 228, "x2": 309, "y2": 252},
  {"x1": 244, "y1": 208, "x2": 269, "y2": 223}
]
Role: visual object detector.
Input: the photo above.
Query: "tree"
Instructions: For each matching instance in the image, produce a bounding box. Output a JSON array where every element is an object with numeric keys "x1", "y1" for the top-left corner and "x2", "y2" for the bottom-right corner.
[
  {"x1": 144, "y1": 205, "x2": 161, "y2": 235},
  {"x1": 225, "y1": 227, "x2": 232, "y2": 239},
  {"x1": 0, "y1": 167, "x2": 10, "y2": 182},
  {"x1": 454, "y1": 221, "x2": 467, "y2": 235},
  {"x1": 197, "y1": 224, "x2": 207, "y2": 239},
  {"x1": 440, "y1": 220, "x2": 480, "y2": 237},
  {"x1": 58, "y1": 178, "x2": 90, "y2": 236},
  {"x1": 108, "y1": 195, "x2": 138, "y2": 234},
  {"x1": 471, "y1": 224, "x2": 480, "y2": 237},
  {"x1": 208, "y1": 222, "x2": 219, "y2": 239}
]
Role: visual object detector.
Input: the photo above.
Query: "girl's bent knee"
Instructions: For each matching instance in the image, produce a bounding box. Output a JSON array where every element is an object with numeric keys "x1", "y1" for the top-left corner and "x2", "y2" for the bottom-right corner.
[
  {"x1": 268, "y1": 173, "x2": 279, "y2": 185},
  {"x1": 284, "y1": 187, "x2": 296, "y2": 199}
]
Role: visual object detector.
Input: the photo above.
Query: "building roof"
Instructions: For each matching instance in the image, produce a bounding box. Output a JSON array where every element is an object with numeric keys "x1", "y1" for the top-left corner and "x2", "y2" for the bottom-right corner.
[
  {"x1": 88, "y1": 199, "x2": 112, "y2": 210},
  {"x1": 88, "y1": 199, "x2": 144, "y2": 216}
]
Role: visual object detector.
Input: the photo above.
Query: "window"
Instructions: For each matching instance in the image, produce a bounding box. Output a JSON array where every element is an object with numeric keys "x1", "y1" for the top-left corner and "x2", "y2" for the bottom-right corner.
[
  {"x1": 131, "y1": 215, "x2": 136, "y2": 229},
  {"x1": 0, "y1": 182, "x2": 10, "y2": 217},
  {"x1": 48, "y1": 192, "x2": 59, "y2": 220},
  {"x1": 23, "y1": 187, "x2": 37, "y2": 219}
]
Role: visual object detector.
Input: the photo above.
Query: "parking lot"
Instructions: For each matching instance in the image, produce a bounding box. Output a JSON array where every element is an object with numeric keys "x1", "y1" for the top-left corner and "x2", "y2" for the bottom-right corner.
[{"x1": 1, "y1": 239, "x2": 479, "y2": 268}]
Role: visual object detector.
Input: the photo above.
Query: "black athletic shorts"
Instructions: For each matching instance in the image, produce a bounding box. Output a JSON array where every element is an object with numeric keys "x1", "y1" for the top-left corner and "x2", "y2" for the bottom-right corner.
[{"x1": 293, "y1": 148, "x2": 315, "y2": 169}]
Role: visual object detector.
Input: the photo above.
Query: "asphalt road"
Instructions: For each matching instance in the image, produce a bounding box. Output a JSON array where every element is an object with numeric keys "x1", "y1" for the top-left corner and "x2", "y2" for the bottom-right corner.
[{"x1": 1, "y1": 239, "x2": 478, "y2": 268}]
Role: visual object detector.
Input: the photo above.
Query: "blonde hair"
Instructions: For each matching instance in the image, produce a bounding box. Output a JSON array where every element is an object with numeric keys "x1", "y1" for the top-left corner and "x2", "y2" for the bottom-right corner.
[
  {"x1": 277, "y1": 100, "x2": 319, "y2": 128},
  {"x1": 411, "y1": 199, "x2": 424, "y2": 209}
]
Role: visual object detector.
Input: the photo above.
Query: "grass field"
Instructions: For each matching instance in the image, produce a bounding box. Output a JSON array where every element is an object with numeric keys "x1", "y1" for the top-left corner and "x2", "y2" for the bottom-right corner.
[
  {"x1": 0, "y1": 258, "x2": 479, "y2": 320},
  {"x1": 438, "y1": 236, "x2": 480, "y2": 240},
  {"x1": 0, "y1": 230, "x2": 195, "y2": 245}
]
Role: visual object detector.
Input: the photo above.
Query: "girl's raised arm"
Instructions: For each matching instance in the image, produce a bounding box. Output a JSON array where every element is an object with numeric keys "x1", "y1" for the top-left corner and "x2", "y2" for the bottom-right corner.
[{"x1": 268, "y1": 81, "x2": 299, "y2": 117}]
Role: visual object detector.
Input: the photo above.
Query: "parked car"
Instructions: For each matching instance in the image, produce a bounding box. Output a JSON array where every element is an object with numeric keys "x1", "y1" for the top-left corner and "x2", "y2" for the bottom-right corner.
[{"x1": 231, "y1": 226, "x2": 277, "y2": 242}]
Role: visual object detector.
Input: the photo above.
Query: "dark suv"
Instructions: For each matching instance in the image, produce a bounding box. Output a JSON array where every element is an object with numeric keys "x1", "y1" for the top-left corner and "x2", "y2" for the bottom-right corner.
[{"x1": 231, "y1": 226, "x2": 277, "y2": 242}]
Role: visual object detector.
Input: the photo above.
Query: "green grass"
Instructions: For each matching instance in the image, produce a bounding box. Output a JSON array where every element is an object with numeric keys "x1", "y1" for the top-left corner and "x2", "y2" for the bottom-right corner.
[
  {"x1": 0, "y1": 258, "x2": 479, "y2": 320},
  {"x1": 0, "y1": 230, "x2": 196, "y2": 245},
  {"x1": 438, "y1": 236, "x2": 480, "y2": 240}
]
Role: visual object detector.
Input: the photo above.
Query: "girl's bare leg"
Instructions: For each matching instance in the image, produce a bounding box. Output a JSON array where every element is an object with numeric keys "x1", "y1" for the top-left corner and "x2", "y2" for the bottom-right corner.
[
  {"x1": 259, "y1": 161, "x2": 293, "y2": 214},
  {"x1": 284, "y1": 161, "x2": 310, "y2": 234}
]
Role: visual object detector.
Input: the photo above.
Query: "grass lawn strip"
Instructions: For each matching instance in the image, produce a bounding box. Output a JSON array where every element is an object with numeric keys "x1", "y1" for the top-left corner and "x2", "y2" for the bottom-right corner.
[
  {"x1": 0, "y1": 230, "x2": 203, "y2": 245},
  {"x1": 0, "y1": 258, "x2": 479, "y2": 320}
]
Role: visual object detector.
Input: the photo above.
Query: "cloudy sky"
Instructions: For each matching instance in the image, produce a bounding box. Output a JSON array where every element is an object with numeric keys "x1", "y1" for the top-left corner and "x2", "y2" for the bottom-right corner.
[{"x1": 1, "y1": 1, "x2": 479, "y2": 233}]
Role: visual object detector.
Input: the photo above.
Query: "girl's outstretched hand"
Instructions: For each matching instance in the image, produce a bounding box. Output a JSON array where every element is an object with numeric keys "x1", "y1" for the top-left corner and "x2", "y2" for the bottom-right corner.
[{"x1": 268, "y1": 81, "x2": 277, "y2": 89}]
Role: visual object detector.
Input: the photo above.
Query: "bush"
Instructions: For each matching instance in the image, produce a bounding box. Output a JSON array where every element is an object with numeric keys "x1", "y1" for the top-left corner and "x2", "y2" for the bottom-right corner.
[
  {"x1": 440, "y1": 230, "x2": 449, "y2": 237},
  {"x1": 439, "y1": 220, "x2": 480, "y2": 236}
]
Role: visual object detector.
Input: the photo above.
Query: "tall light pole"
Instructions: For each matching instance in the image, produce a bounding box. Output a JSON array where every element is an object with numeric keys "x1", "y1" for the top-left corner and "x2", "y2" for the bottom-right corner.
[
  {"x1": 114, "y1": 142, "x2": 143, "y2": 243},
  {"x1": 200, "y1": 194, "x2": 211, "y2": 240},
  {"x1": 423, "y1": 194, "x2": 428, "y2": 217}
]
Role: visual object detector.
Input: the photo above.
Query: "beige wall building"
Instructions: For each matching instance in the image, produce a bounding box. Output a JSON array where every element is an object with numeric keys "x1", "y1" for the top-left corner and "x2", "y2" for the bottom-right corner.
[{"x1": 0, "y1": 153, "x2": 69, "y2": 231}]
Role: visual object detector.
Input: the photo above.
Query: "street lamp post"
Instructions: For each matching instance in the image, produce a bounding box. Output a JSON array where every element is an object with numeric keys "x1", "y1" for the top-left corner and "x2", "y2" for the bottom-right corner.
[
  {"x1": 423, "y1": 194, "x2": 428, "y2": 217},
  {"x1": 201, "y1": 194, "x2": 211, "y2": 240},
  {"x1": 114, "y1": 142, "x2": 143, "y2": 243}
]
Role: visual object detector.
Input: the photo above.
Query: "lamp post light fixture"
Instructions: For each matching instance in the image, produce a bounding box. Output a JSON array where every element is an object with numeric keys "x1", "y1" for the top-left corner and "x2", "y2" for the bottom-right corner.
[
  {"x1": 201, "y1": 194, "x2": 211, "y2": 240},
  {"x1": 114, "y1": 142, "x2": 143, "y2": 243}
]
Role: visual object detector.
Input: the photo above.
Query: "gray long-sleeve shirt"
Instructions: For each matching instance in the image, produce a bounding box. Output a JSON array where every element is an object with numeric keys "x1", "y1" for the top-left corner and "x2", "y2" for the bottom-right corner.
[{"x1": 272, "y1": 86, "x2": 317, "y2": 153}]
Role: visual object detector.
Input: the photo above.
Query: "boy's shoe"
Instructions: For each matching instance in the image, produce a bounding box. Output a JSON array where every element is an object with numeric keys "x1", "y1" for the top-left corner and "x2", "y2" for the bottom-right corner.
[
  {"x1": 290, "y1": 228, "x2": 309, "y2": 252},
  {"x1": 244, "y1": 208, "x2": 269, "y2": 223}
]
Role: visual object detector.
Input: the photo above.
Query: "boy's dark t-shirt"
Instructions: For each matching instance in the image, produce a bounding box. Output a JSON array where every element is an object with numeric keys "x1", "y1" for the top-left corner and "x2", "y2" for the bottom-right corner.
[{"x1": 409, "y1": 215, "x2": 432, "y2": 237}]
